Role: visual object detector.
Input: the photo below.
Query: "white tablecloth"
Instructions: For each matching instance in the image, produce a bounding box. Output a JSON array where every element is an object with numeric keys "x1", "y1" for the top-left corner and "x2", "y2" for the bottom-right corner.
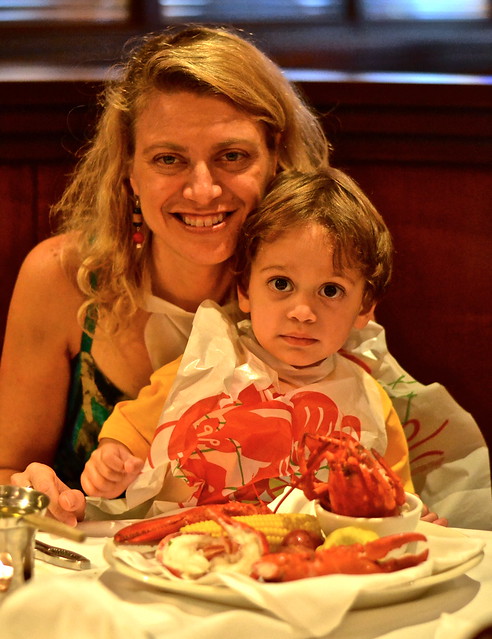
[{"x1": 1, "y1": 523, "x2": 491, "y2": 639}]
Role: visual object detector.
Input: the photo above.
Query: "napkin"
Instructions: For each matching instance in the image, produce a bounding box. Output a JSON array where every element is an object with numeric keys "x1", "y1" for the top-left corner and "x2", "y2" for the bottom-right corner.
[
  {"x1": 0, "y1": 576, "x2": 152, "y2": 639},
  {"x1": 426, "y1": 532, "x2": 485, "y2": 573},
  {"x1": 217, "y1": 567, "x2": 431, "y2": 636},
  {"x1": 111, "y1": 528, "x2": 484, "y2": 638},
  {"x1": 434, "y1": 612, "x2": 492, "y2": 639}
]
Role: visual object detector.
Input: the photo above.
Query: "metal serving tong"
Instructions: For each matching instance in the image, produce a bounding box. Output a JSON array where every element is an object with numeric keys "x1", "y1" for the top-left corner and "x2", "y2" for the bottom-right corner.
[
  {"x1": 35, "y1": 539, "x2": 91, "y2": 571},
  {"x1": 1, "y1": 508, "x2": 86, "y2": 543}
]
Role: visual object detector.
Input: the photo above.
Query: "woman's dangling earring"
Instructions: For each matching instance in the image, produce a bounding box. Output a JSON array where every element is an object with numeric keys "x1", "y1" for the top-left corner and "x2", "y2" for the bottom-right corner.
[{"x1": 132, "y1": 197, "x2": 144, "y2": 249}]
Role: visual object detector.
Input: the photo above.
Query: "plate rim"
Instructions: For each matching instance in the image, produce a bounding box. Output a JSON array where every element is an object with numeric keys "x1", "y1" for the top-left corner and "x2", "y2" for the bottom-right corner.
[
  {"x1": 354, "y1": 551, "x2": 483, "y2": 608},
  {"x1": 103, "y1": 540, "x2": 252, "y2": 607}
]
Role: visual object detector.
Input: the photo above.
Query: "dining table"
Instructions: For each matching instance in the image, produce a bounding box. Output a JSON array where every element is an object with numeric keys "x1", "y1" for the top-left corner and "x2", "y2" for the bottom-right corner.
[{"x1": 0, "y1": 516, "x2": 491, "y2": 639}]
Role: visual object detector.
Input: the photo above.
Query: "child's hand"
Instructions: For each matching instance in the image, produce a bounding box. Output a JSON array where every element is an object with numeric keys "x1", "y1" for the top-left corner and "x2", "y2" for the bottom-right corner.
[
  {"x1": 420, "y1": 502, "x2": 448, "y2": 527},
  {"x1": 81, "y1": 438, "x2": 144, "y2": 499}
]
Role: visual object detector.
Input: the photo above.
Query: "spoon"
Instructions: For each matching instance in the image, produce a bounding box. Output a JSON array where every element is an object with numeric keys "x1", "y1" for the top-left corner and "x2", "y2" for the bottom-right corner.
[{"x1": 0, "y1": 509, "x2": 86, "y2": 543}]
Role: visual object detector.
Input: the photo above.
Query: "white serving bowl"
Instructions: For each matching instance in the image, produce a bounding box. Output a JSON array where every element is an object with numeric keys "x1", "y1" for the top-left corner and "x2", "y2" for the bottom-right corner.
[{"x1": 315, "y1": 492, "x2": 423, "y2": 538}]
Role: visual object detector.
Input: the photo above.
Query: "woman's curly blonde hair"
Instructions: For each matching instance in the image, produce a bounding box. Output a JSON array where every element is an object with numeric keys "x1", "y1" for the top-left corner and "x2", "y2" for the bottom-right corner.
[{"x1": 54, "y1": 25, "x2": 330, "y2": 334}]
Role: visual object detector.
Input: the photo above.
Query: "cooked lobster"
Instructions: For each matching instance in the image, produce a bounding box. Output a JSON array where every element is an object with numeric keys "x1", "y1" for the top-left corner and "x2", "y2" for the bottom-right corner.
[
  {"x1": 251, "y1": 531, "x2": 429, "y2": 582},
  {"x1": 114, "y1": 501, "x2": 270, "y2": 545},
  {"x1": 285, "y1": 432, "x2": 406, "y2": 518},
  {"x1": 155, "y1": 508, "x2": 269, "y2": 579}
]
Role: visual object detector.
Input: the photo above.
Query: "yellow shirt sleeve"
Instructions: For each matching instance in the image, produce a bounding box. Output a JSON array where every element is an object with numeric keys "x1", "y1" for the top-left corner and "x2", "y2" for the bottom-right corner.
[
  {"x1": 99, "y1": 356, "x2": 182, "y2": 460},
  {"x1": 375, "y1": 382, "x2": 415, "y2": 493}
]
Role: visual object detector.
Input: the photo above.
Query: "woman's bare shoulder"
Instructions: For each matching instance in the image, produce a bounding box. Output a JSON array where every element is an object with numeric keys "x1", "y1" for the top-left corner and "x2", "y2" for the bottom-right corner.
[
  {"x1": 6, "y1": 234, "x2": 84, "y2": 353},
  {"x1": 20, "y1": 233, "x2": 76, "y2": 275},
  {"x1": 16, "y1": 234, "x2": 81, "y2": 298}
]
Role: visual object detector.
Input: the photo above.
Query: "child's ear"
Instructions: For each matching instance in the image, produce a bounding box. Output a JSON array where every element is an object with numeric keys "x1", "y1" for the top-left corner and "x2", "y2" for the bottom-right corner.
[
  {"x1": 353, "y1": 303, "x2": 375, "y2": 330},
  {"x1": 237, "y1": 285, "x2": 251, "y2": 314}
]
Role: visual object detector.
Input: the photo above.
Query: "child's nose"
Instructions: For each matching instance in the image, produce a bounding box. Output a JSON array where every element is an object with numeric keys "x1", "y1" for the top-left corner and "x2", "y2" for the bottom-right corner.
[{"x1": 286, "y1": 299, "x2": 317, "y2": 323}]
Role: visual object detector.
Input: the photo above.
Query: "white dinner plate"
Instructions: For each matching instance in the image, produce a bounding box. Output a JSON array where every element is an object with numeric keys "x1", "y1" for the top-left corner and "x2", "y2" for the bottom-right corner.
[{"x1": 103, "y1": 522, "x2": 484, "y2": 611}]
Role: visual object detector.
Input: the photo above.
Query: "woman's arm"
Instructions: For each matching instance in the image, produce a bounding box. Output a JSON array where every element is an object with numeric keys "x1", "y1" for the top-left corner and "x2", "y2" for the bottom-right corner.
[{"x1": 0, "y1": 236, "x2": 86, "y2": 523}]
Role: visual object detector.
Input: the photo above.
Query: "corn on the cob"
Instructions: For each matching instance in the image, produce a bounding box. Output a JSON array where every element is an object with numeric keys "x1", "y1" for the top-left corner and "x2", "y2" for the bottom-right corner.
[{"x1": 179, "y1": 513, "x2": 323, "y2": 551}]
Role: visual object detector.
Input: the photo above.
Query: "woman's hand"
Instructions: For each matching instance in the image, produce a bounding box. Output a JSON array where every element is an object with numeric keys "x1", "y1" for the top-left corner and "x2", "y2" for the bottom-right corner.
[
  {"x1": 81, "y1": 438, "x2": 144, "y2": 499},
  {"x1": 10, "y1": 463, "x2": 86, "y2": 526},
  {"x1": 420, "y1": 502, "x2": 448, "y2": 527}
]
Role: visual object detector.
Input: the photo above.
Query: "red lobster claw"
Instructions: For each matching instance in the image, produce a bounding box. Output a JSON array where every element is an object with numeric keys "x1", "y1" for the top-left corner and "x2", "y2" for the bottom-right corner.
[
  {"x1": 114, "y1": 501, "x2": 271, "y2": 545},
  {"x1": 251, "y1": 531, "x2": 428, "y2": 582},
  {"x1": 276, "y1": 432, "x2": 406, "y2": 518}
]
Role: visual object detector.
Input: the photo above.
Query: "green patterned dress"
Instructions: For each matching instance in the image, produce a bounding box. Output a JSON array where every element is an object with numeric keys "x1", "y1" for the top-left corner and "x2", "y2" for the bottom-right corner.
[{"x1": 53, "y1": 314, "x2": 129, "y2": 489}]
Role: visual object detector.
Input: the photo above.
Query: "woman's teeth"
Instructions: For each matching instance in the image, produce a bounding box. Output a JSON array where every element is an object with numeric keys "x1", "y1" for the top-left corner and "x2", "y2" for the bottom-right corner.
[{"x1": 181, "y1": 213, "x2": 225, "y2": 227}]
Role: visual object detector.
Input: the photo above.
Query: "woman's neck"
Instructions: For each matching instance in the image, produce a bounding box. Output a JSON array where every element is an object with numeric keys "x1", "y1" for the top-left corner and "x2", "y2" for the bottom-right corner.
[{"x1": 150, "y1": 252, "x2": 234, "y2": 312}]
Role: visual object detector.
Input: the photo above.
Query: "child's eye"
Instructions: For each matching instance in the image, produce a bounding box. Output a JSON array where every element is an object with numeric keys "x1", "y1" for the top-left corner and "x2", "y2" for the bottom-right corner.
[
  {"x1": 320, "y1": 283, "x2": 344, "y2": 299},
  {"x1": 268, "y1": 277, "x2": 293, "y2": 292}
]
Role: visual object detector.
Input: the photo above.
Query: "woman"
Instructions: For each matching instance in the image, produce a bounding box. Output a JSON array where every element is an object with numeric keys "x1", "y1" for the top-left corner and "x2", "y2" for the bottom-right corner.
[{"x1": 0, "y1": 26, "x2": 328, "y2": 524}]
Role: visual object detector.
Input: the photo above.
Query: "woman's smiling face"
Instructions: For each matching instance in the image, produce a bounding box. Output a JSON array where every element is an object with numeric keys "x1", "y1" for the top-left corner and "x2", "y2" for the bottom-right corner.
[{"x1": 129, "y1": 90, "x2": 278, "y2": 269}]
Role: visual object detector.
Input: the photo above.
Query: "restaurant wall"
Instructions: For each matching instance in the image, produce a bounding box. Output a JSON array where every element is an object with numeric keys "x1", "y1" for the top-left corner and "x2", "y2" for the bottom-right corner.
[{"x1": 1, "y1": 74, "x2": 491, "y2": 454}]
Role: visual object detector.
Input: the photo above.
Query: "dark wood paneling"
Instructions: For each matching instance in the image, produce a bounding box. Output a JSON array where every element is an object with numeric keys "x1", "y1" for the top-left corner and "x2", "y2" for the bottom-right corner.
[
  {"x1": 346, "y1": 164, "x2": 492, "y2": 435},
  {"x1": 1, "y1": 164, "x2": 36, "y2": 340},
  {"x1": 0, "y1": 76, "x2": 101, "y2": 161},
  {"x1": 36, "y1": 164, "x2": 75, "y2": 237},
  {"x1": 0, "y1": 162, "x2": 73, "y2": 342}
]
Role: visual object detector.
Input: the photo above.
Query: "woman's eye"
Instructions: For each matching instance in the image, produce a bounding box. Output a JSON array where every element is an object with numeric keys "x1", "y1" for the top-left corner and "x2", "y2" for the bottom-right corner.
[
  {"x1": 268, "y1": 278, "x2": 293, "y2": 292},
  {"x1": 218, "y1": 150, "x2": 252, "y2": 171},
  {"x1": 158, "y1": 155, "x2": 178, "y2": 165},
  {"x1": 222, "y1": 151, "x2": 245, "y2": 162},
  {"x1": 320, "y1": 284, "x2": 344, "y2": 299},
  {"x1": 154, "y1": 154, "x2": 186, "y2": 168}
]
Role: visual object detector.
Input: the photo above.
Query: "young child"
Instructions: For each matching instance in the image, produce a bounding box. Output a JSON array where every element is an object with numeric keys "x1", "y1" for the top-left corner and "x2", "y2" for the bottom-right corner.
[{"x1": 81, "y1": 168, "x2": 413, "y2": 507}]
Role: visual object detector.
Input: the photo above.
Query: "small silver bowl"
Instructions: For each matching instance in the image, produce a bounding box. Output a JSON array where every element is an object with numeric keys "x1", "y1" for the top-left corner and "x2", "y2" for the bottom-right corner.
[{"x1": 0, "y1": 485, "x2": 49, "y2": 521}]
